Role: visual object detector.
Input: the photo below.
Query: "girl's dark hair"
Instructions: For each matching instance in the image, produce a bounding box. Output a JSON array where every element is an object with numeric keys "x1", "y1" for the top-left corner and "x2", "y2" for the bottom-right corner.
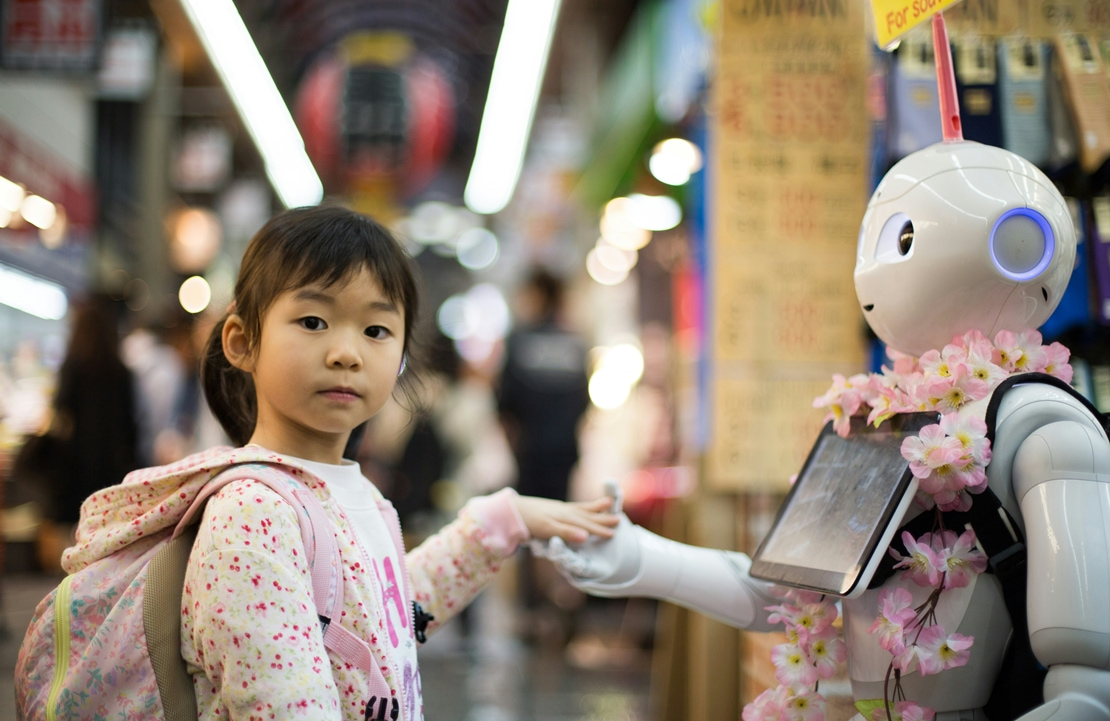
[{"x1": 202, "y1": 204, "x2": 421, "y2": 446}]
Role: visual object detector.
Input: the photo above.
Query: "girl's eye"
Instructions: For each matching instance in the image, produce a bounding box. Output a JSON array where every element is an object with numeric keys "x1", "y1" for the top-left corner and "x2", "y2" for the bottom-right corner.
[
  {"x1": 365, "y1": 326, "x2": 391, "y2": 340},
  {"x1": 299, "y1": 317, "x2": 327, "y2": 331}
]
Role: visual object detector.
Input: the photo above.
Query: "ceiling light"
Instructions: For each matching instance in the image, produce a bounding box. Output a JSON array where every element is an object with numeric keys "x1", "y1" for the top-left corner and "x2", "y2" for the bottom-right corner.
[
  {"x1": 178, "y1": 0, "x2": 323, "y2": 208},
  {"x1": 0, "y1": 263, "x2": 67, "y2": 320},
  {"x1": 464, "y1": 0, "x2": 562, "y2": 214},
  {"x1": 20, "y1": 195, "x2": 56, "y2": 230},
  {"x1": 0, "y1": 175, "x2": 24, "y2": 212}
]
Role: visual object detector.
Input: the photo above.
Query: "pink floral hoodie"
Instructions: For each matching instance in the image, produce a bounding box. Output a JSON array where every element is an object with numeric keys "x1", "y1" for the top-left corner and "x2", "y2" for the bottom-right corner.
[{"x1": 61, "y1": 445, "x2": 530, "y2": 721}]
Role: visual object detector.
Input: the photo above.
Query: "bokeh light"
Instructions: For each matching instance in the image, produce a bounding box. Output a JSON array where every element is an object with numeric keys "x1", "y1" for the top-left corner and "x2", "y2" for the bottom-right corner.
[
  {"x1": 601, "y1": 197, "x2": 652, "y2": 251},
  {"x1": 179, "y1": 275, "x2": 212, "y2": 314},
  {"x1": 586, "y1": 247, "x2": 629, "y2": 285},
  {"x1": 456, "y1": 227, "x2": 500, "y2": 270},
  {"x1": 648, "y1": 138, "x2": 703, "y2": 186},
  {"x1": 627, "y1": 193, "x2": 681, "y2": 231}
]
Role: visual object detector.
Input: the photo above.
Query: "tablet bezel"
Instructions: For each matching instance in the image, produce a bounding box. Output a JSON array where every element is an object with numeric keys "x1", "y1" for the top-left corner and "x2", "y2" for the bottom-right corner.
[{"x1": 749, "y1": 411, "x2": 937, "y2": 598}]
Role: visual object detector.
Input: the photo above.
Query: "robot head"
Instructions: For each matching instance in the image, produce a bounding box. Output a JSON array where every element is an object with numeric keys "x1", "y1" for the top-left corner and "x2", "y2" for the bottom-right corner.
[{"x1": 855, "y1": 141, "x2": 1076, "y2": 357}]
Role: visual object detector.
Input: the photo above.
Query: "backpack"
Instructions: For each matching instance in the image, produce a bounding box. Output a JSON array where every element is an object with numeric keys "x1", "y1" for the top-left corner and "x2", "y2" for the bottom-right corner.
[{"x1": 15, "y1": 462, "x2": 400, "y2": 721}]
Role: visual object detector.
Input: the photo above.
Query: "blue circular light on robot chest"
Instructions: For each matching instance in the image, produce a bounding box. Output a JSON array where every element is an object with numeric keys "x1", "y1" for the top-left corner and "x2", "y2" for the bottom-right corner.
[{"x1": 989, "y1": 208, "x2": 1054, "y2": 282}]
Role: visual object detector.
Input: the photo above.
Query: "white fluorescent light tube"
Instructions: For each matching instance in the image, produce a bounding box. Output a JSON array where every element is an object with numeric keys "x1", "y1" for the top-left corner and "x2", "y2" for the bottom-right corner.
[
  {"x1": 178, "y1": 0, "x2": 323, "y2": 208},
  {"x1": 464, "y1": 0, "x2": 562, "y2": 215},
  {"x1": 0, "y1": 263, "x2": 68, "y2": 320}
]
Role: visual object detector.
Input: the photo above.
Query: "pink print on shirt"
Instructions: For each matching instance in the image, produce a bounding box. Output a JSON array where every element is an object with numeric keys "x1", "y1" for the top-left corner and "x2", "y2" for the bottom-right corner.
[{"x1": 373, "y1": 556, "x2": 409, "y2": 648}]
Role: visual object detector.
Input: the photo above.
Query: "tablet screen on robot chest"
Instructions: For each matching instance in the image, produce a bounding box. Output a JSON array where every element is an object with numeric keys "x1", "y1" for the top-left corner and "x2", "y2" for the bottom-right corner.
[{"x1": 750, "y1": 412, "x2": 935, "y2": 597}]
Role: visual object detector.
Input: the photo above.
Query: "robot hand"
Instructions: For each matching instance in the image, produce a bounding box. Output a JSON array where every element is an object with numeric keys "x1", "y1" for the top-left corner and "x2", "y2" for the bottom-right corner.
[
  {"x1": 531, "y1": 480, "x2": 644, "y2": 594},
  {"x1": 531, "y1": 480, "x2": 780, "y2": 631}
]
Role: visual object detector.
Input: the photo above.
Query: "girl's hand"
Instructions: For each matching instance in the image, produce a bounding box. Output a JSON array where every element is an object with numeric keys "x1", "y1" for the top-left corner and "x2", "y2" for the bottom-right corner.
[{"x1": 512, "y1": 496, "x2": 620, "y2": 544}]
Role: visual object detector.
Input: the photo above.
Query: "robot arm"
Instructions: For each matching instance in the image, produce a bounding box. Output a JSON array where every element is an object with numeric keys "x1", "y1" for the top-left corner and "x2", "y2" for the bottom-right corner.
[
  {"x1": 536, "y1": 515, "x2": 781, "y2": 632},
  {"x1": 1013, "y1": 419, "x2": 1110, "y2": 721}
]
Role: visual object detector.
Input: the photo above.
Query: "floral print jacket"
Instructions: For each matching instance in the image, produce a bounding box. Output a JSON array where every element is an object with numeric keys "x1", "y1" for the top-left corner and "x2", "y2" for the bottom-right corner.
[{"x1": 61, "y1": 446, "x2": 530, "y2": 721}]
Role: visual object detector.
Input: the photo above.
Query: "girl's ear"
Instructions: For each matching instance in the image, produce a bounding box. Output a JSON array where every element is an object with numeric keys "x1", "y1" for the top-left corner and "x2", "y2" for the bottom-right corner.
[{"x1": 222, "y1": 313, "x2": 255, "y2": 373}]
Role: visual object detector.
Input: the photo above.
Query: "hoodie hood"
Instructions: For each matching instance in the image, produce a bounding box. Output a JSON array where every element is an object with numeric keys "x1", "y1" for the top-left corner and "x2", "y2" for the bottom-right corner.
[{"x1": 62, "y1": 446, "x2": 327, "y2": 573}]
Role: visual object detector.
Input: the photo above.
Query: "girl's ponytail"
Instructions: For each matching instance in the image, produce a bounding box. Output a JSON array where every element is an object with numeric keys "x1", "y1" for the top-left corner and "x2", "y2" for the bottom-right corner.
[{"x1": 201, "y1": 314, "x2": 257, "y2": 447}]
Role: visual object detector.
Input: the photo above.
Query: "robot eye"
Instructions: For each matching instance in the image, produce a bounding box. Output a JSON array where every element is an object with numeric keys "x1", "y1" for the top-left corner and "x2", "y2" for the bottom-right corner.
[
  {"x1": 875, "y1": 212, "x2": 914, "y2": 263},
  {"x1": 898, "y1": 222, "x2": 914, "y2": 255},
  {"x1": 989, "y1": 208, "x2": 1055, "y2": 281}
]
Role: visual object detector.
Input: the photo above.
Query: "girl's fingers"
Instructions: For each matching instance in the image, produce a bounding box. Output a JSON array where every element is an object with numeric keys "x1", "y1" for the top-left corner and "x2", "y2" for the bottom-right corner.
[
  {"x1": 576, "y1": 497, "x2": 613, "y2": 512},
  {"x1": 552, "y1": 522, "x2": 589, "y2": 544}
]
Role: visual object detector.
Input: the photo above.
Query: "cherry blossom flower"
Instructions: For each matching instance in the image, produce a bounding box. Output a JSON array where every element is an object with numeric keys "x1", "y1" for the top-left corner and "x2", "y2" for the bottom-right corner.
[
  {"x1": 892, "y1": 640, "x2": 918, "y2": 672},
  {"x1": 1042, "y1": 342, "x2": 1073, "y2": 382},
  {"x1": 806, "y1": 624, "x2": 847, "y2": 679},
  {"x1": 924, "y1": 342, "x2": 969, "y2": 377},
  {"x1": 929, "y1": 366, "x2": 990, "y2": 414},
  {"x1": 901, "y1": 372, "x2": 942, "y2": 411},
  {"x1": 1012, "y1": 330, "x2": 1048, "y2": 373},
  {"x1": 954, "y1": 329, "x2": 991, "y2": 349},
  {"x1": 868, "y1": 587, "x2": 918, "y2": 655},
  {"x1": 887, "y1": 348, "x2": 921, "y2": 376},
  {"x1": 766, "y1": 599, "x2": 806, "y2": 629},
  {"x1": 891, "y1": 531, "x2": 945, "y2": 587},
  {"x1": 771, "y1": 642, "x2": 819, "y2": 688},
  {"x1": 964, "y1": 340, "x2": 1008, "y2": 387},
  {"x1": 996, "y1": 329, "x2": 1047, "y2": 373},
  {"x1": 939, "y1": 413, "x2": 991, "y2": 467},
  {"x1": 993, "y1": 330, "x2": 1025, "y2": 372},
  {"x1": 814, "y1": 374, "x2": 864, "y2": 437},
  {"x1": 915, "y1": 625, "x2": 974, "y2": 675},
  {"x1": 895, "y1": 701, "x2": 936, "y2": 721},
  {"x1": 784, "y1": 691, "x2": 826, "y2": 721},
  {"x1": 743, "y1": 685, "x2": 789, "y2": 721},
  {"x1": 935, "y1": 529, "x2": 988, "y2": 589},
  {"x1": 901, "y1": 425, "x2": 963, "y2": 481}
]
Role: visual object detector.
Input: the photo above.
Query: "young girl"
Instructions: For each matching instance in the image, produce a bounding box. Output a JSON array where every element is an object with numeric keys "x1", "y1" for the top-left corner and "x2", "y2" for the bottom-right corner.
[{"x1": 57, "y1": 205, "x2": 618, "y2": 721}]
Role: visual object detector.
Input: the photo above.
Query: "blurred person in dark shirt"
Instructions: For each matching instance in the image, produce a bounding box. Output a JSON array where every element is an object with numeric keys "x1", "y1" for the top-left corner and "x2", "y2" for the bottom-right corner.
[
  {"x1": 497, "y1": 269, "x2": 590, "y2": 643},
  {"x1": 51, "y1": 295, "x2": 140, "y2": 525},
  {"x1": 497, "y1": 269, "x2": 589, "y2": 502}
]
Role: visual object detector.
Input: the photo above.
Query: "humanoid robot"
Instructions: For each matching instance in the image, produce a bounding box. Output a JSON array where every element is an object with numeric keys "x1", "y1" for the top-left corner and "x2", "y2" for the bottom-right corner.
[{"x1": 540, "y1": 16, "x2": 1110, "y2": 721}]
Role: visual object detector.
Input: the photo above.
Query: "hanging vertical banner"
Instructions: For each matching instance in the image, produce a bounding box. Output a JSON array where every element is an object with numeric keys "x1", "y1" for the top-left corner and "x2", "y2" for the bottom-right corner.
[
  {"x1": 707, "y1": 0, "x2": 869, "y2": 491},
  {"x1": 1, "y1": 0, "x2": 102, "y2": 72}
]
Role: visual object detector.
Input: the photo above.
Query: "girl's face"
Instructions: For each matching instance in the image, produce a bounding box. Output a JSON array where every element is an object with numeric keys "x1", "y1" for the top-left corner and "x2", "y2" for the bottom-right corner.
[{"x1": 230, "y1": 267, "x2": 406, "y2": 463}]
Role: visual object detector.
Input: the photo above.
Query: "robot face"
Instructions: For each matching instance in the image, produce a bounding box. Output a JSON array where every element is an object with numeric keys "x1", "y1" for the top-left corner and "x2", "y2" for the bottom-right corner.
[{"x1": 854, "y1": 142, "x2": 1075, "y2": 357}]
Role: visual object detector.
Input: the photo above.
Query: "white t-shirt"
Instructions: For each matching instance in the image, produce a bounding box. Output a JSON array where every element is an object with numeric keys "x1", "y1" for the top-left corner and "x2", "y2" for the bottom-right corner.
[{"x1": 279, "y1": 452, "x2": 422, "y2": 717}]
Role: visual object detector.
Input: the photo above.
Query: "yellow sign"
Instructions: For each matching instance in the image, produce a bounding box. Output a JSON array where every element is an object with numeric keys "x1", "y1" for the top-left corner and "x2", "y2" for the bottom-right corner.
[{"x1": 871, "y1": 0, "x2": 964, "y2": 48}]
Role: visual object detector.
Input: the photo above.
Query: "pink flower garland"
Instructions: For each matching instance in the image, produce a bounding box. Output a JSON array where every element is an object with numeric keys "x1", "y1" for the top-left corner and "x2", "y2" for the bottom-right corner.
[
  {"x1": 744, "y1": 329, "x2": 1073, "y2": 721},
  {"x1": 744, "y1": 590, "x2": 845, "y2": 721}
]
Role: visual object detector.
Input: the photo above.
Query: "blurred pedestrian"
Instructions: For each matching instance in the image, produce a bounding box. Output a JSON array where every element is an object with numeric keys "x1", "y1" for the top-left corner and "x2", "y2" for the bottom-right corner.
[
  {"x1": 498, "y1": 269, "x2": 589, "y2": 502},
  {"x1": 497, "y1": 268, "x2": 590, "y2": 643},
  {"x1": 40, "y1": 296, "x2": 140, "y2": 565}
]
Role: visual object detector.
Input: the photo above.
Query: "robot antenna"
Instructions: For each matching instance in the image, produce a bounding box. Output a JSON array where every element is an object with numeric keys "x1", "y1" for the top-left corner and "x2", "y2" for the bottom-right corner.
[{"x1": 932, "y1": 12, "x2": 963, "y2": 142}]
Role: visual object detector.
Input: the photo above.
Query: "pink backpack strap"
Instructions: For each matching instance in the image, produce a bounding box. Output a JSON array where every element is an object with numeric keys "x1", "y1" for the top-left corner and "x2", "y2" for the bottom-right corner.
[{"x1": 174, "y1": 463, "x2": 389, "y2": 701}]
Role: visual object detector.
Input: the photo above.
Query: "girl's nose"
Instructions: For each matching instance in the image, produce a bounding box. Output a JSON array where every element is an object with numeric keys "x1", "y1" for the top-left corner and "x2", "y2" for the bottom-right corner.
[{"x1": 327, "y1": 334, "x2": 362, "y2": 369}]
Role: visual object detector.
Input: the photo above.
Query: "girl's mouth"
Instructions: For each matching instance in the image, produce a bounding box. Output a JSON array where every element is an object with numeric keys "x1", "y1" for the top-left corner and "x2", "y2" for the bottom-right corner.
[{"x1": 320, "y1": 388, "x2": 360, "y2": 402}]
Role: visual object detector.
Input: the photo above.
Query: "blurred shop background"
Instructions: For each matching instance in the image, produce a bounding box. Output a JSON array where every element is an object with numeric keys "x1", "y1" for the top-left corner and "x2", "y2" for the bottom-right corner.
[{"x1": 2, "y1": 0, "x2": 1110, "y2": 718}]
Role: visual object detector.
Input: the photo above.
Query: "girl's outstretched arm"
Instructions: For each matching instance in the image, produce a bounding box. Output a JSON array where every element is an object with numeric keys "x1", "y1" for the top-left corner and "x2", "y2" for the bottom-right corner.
[{"x1": 405, "y1": 490, "x2": 616, "y2": 638}]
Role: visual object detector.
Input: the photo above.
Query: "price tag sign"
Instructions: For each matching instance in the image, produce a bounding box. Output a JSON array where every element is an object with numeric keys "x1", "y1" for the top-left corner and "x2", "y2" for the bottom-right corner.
[{"x1": 872, "y1": 0, "x2": 966, "y2": 48}]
